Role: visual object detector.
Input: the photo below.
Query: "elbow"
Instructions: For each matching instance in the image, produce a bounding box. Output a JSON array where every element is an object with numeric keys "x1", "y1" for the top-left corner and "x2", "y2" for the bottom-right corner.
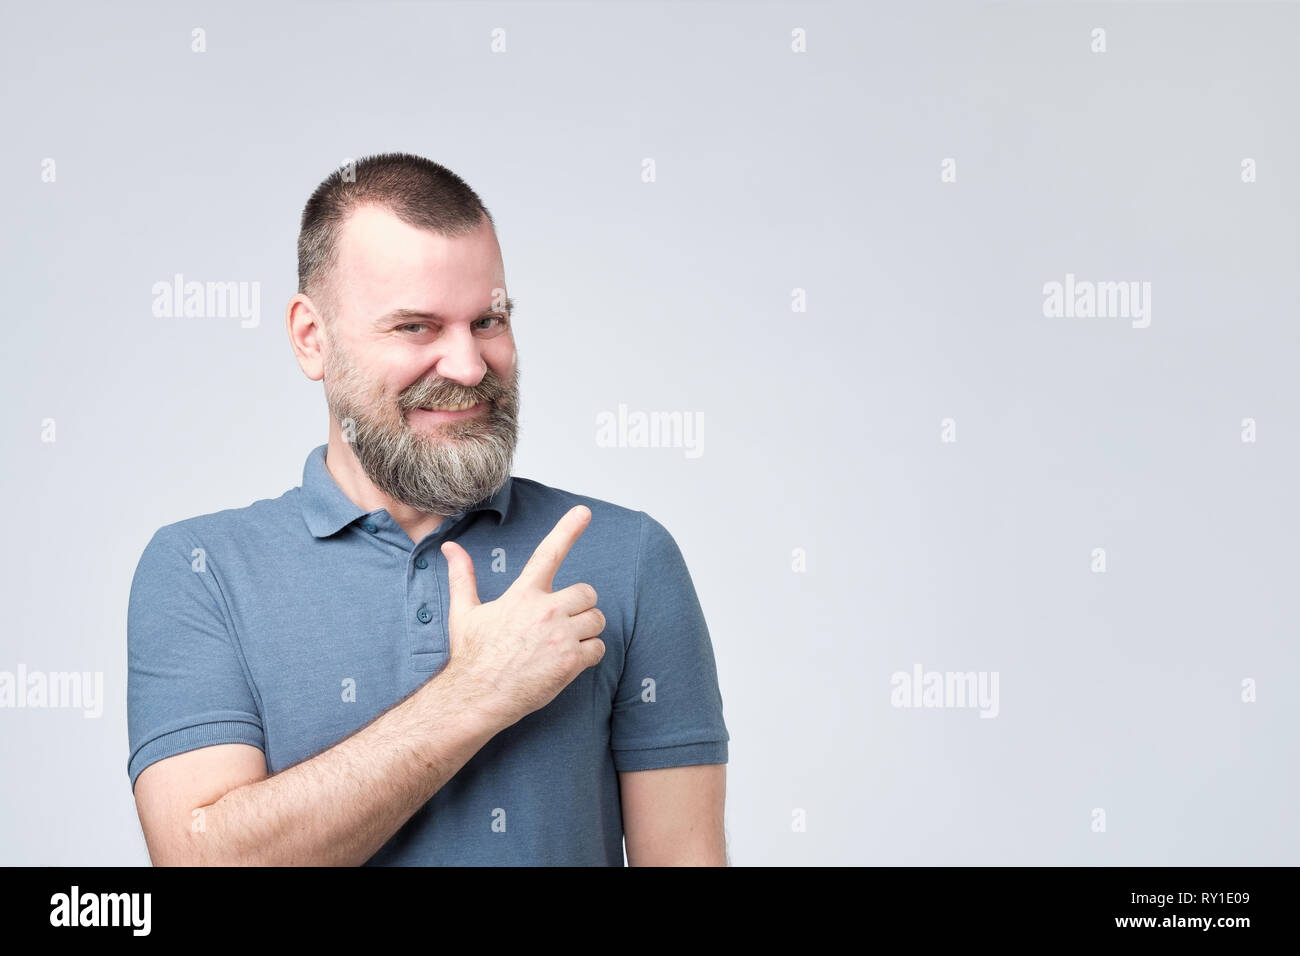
[{"x1": 142, "y1": 806, "x2": 228, "y2": 867}]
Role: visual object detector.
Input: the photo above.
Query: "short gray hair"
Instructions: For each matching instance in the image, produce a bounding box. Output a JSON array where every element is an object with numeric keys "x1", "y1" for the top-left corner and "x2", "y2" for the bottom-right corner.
[{"x1": 297, "y1": 152, "x2": 494, "y2": 324}]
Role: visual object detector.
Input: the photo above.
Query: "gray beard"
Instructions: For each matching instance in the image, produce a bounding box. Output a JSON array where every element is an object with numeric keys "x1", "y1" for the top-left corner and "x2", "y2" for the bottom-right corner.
[
  {"x1": 325, "y1": 360, "x2": 520, "y2": 517},
  {"x1": 348, "y1": 401, "x2": 518, "y2": 516}
]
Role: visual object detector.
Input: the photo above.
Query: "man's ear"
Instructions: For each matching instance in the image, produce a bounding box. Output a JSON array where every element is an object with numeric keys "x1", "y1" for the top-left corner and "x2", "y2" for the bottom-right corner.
[{"x1": 287, "y1": 292, "x2": 328, "y2": 381}]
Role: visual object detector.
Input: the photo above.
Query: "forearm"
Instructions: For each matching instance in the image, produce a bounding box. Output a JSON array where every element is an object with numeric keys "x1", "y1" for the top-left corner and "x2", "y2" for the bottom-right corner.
[{"x1": 179, "y1": 667, "x2": 501, "y2": 866}]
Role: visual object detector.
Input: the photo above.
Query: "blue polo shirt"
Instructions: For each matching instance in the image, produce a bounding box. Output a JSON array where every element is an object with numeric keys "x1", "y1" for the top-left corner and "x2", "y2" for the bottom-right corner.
[{"x1": 126, "y1": 444, "x2": 728, "y2": 865}]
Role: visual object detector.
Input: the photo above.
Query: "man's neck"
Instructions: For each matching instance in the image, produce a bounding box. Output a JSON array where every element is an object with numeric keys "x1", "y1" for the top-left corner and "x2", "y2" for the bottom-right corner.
[{"x1": 323, "y1": 429, "x2": 447, "y2": 545}]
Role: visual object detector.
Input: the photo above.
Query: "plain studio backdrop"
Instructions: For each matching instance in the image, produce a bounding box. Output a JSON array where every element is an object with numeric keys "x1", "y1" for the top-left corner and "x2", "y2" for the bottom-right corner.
[{"x1": 1, "y1": 0, "x2": 1297, "y2": 865}]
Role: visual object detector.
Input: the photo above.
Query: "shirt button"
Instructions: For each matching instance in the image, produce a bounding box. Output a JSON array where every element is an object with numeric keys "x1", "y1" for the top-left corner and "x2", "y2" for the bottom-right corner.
[
  {"x1": 363, "y1": 521, "x2": 378, "y2": 534},
  {"x1": 416, "y1": 605, "x2": 432, "y2": 624},
  {"x1": 415, "y1": 556, "x2": 428, "y2": 569}
]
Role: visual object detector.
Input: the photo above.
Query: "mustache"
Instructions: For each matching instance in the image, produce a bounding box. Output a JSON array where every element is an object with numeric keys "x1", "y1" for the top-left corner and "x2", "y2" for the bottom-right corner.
[{"x1": 399, "y1": 372, "x2": 510, "y2": 410}]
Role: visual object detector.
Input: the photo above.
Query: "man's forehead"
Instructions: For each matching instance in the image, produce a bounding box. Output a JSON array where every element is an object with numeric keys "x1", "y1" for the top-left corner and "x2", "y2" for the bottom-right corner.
[{"x1": 333, "y1": 205, "x2": 503, "y2": 301}]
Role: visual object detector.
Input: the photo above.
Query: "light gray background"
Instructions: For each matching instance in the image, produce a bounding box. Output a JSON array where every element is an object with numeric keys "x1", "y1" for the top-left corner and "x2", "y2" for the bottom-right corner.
[{"x1": 1, "y1": 0, "x2": 1296, "y2": 865}]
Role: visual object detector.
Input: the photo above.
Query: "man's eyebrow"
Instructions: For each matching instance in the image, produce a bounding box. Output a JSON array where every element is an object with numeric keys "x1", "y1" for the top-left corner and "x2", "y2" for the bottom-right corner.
[{"x1": 374, "y1": 297, "x2": 514, "y2": 328}]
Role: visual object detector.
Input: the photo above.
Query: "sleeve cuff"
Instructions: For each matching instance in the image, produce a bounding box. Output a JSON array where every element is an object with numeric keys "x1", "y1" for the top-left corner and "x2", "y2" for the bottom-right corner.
[
  {"x1": 612, "y1": 739, "x2": 728, "y2": 772},
  {"x1": 128, "y1": 718, "x2": 265, "y2": 790}
]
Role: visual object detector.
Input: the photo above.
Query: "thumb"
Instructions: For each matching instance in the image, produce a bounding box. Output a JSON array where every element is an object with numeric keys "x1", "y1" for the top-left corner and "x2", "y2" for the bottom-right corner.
[{"x1": 441, "y1": 540, "x2": 481, "y2": 618}]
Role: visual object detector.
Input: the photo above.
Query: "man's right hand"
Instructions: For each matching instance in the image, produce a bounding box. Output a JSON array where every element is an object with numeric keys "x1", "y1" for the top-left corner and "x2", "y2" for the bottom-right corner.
[{"x1": 439, "y1": 505, "x2": 606, "y2": 729}]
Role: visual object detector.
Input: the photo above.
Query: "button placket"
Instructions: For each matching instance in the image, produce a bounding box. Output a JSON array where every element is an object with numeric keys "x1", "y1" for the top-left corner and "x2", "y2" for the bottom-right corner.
[
  {"x1": 407, "y1": 538, "x2": 448, "y2": 667},
  {"x1": 407, "y1": 516, "x2": 473, "y2": 671}
]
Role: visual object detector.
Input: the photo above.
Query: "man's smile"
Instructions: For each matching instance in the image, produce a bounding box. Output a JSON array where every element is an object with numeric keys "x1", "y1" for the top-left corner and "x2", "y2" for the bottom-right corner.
[{"x1": 405, "y1": 401, "x2": 489, "y2": 427}]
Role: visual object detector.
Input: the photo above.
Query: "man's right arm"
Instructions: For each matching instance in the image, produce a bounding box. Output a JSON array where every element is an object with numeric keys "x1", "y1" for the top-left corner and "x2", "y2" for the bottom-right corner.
[
  {"x1": 132, "y1": 504, "x2": 605, "y2": 866},
  {"x1": 133, "y1": 664, "x2": 504, "y2": 866}
]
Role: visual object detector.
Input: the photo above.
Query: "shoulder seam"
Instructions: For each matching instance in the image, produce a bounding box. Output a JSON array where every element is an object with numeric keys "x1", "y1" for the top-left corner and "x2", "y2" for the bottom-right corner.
[{"x1": 628, "y1": 510, "x2": 648, "y2": 656}]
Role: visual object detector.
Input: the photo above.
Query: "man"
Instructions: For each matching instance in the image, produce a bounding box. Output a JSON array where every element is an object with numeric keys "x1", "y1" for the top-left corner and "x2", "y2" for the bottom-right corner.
[{"x1": 126, "y1": 153, "x2": 729, "y2": 866}]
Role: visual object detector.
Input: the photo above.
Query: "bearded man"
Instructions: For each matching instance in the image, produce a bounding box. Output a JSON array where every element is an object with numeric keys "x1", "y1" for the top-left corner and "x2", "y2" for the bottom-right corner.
[{"x1": 126, "y1": 153, "x2": 729, "y2": 866}]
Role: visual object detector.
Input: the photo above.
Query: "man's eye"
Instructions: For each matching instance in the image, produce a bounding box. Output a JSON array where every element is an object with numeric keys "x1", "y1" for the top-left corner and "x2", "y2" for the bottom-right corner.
[
  {"x1": 397, "y1": 316, "x2": 506, "y2": 336},
  {"x1": 473, "y1": 315, "x2": 508, "y2": 333}
]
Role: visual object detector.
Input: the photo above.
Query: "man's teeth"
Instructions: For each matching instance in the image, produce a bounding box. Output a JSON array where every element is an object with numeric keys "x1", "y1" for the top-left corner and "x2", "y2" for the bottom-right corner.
[{"x1": 419, "y1": 401, "x2": 478, "y2": 411}]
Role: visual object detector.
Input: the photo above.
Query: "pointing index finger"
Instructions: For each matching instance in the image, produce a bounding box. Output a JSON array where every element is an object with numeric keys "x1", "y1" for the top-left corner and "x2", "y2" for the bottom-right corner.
[{"x1": 519, "y1": 505, "x2": 591, "y2": 592}]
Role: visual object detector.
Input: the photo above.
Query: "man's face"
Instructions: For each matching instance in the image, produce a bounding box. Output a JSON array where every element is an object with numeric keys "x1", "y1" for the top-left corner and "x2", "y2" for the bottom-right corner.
[{"x1": 319, "y1": 205, "x2": 520, "y2": 517}]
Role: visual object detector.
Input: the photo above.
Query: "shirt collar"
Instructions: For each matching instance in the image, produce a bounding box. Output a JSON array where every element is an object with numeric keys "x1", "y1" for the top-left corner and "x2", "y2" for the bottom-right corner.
[{"x1": 299, "y1": 443, "x2": 512, "y2": 538}]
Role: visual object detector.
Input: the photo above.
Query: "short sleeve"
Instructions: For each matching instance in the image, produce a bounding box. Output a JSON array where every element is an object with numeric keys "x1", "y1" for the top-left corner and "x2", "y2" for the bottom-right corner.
[
  {"x1": 126, "y1": 526, "x2": 265, "y2": 791},
  {"x1": 610, "y1": 512, "x2": 729, "y2": 771}
]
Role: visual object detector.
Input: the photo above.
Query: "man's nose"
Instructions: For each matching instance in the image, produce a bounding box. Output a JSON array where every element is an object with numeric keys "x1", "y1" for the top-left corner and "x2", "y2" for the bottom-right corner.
[{"x1": 433, "y1": 325, "x2": 488, "y2": 387}]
